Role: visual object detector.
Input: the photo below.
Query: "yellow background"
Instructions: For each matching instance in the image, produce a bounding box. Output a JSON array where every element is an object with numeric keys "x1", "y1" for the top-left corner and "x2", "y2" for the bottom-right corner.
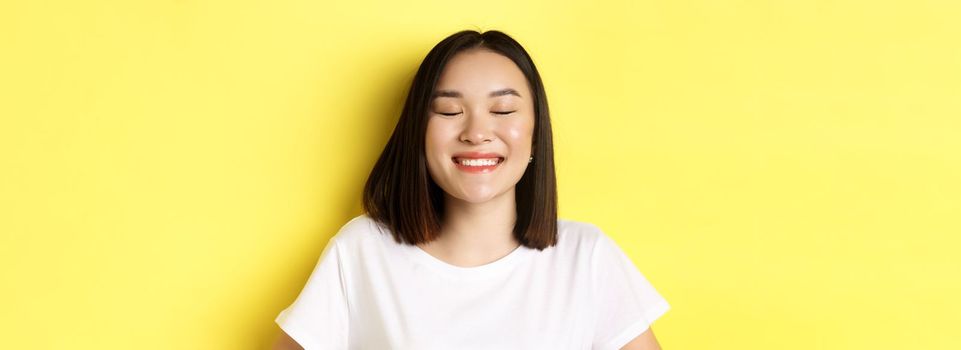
[{"x1": 2, "y1": 1, "x2": 959, "y2": 349}]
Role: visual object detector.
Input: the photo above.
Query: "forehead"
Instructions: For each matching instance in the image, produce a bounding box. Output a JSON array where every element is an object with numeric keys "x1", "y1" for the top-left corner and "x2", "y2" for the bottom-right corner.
[{"x1": 432, "y1": 49, "x2": 531, "y2": 101}]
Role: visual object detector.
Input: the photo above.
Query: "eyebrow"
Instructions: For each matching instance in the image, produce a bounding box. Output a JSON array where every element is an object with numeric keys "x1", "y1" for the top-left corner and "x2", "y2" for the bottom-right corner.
[{"x1": 431, "y1": 88, "x2": 522, "y2": 99}]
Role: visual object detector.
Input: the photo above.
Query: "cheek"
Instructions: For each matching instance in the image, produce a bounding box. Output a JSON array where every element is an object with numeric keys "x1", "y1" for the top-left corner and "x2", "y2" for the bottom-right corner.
[
  {"x1": 424, "y1": 123, "x2": 441, "y2": 168},
  {"x1": 424, "y1": 120, "x2": 446, "y2": 153},
  {"x1": 502, "y1": 119, "x2": 534, "y2": 146},
  {"x1": 424, "y1": 120, "x2": 456, "y2": 164}
]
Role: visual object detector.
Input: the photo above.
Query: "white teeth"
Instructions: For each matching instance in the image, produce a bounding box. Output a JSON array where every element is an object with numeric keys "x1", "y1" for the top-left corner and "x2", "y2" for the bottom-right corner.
[{"x1": 457, "y1": 158, "x2": 500, "y2": 166}]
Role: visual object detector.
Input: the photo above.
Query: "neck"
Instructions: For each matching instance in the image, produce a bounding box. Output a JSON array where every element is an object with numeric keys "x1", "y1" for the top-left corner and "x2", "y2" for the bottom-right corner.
[{"x1": 418, "y1": 189, "x2": 520, "y2": 267}]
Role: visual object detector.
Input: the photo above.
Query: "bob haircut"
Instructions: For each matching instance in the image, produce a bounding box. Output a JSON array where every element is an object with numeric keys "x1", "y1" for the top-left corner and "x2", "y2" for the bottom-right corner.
[{"x1": 362, "y1": 29, "x2": 557, "y2": 251}]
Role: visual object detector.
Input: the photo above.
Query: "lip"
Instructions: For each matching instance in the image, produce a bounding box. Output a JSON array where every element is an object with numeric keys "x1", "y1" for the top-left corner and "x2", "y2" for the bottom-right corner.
[
  {"x1": 451, "y1": 151, "x2": 505, "y2": 160},
  {"x1": 451, "y1": 152, "x2": 505, "y2": 174}
]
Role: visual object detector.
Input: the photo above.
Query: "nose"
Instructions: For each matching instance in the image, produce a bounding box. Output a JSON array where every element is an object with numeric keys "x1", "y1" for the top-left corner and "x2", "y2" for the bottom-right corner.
[{"x1": 458, "y1": 109, "x2": 495, "y2": 144}]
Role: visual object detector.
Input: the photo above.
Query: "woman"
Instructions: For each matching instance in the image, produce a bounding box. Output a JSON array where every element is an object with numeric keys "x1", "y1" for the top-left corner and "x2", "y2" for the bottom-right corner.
[{"x1": 273, "y1": 29, "x2": 669, "y2": 350}]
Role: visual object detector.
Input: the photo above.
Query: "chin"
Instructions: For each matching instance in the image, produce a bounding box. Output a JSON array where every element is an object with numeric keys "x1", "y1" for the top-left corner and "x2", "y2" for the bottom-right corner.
[
  {"x1": 455, "y1": 194, "x2": 497, "y2": 204},
  {"x1": 451, "y1": 188, "x2": 502, "y2": 204}
]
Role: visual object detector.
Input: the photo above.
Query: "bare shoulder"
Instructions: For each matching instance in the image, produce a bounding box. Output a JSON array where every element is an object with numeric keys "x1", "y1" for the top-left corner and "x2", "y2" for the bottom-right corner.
[{"x1": 620, "y1": 327, "x2": 662, "y2": 350}]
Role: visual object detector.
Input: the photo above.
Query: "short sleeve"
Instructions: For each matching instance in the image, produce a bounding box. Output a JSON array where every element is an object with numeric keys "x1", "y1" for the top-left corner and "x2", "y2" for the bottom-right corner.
[
  {"x1": 275, "y1": 236, "x2": 349, "y2": 349},
  {"x1": 591, "y1": 231, "x2": 670, "y2": 350}
]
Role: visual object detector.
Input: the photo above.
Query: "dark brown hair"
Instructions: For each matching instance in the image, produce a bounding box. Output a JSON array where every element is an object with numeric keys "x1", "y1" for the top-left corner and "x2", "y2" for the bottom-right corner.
[{"x1": 362, "y1": 29, "x2": 557, "y2": 250}]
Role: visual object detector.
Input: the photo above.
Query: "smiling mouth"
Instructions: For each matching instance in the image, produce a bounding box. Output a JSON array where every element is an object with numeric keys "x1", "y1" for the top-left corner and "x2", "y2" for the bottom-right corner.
[
  {"x1": 451, "y1": 157, "x2": 504, "y2": 173},
  {"x1": 451, "y1": 157, "x2": 504, "y2": 166}
]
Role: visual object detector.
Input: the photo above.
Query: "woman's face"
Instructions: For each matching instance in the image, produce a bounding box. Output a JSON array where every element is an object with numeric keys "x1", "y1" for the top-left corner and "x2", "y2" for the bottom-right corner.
[{"x1": 425, "y1": 48, "x2": 535, "y2": 205}]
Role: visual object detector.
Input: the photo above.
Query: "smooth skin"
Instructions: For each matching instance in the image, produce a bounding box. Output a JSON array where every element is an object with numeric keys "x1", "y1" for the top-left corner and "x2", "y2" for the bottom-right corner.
[
  {"x1": 271, "y1": 48, "x2": 661, "y2": 349},
  {"x1": 417, "y1": 47, "x2": 534, "y2": 268}
]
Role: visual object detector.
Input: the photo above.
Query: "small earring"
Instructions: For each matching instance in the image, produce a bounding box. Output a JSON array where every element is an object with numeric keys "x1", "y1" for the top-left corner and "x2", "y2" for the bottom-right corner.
[{"x1": 528, "y1": 156, "x2": 534, "y2": 163}]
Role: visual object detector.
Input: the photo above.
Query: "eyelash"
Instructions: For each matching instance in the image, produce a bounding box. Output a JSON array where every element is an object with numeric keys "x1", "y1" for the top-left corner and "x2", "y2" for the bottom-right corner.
[{"x1": 438, "y1": 111, "x2": 516, "y2": 116}]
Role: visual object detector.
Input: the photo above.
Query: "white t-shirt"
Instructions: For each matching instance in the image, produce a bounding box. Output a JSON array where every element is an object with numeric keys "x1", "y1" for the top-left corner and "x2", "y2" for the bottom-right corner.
[{"x1": 275, "y1": 214, "x2": 670, "y2": 350}]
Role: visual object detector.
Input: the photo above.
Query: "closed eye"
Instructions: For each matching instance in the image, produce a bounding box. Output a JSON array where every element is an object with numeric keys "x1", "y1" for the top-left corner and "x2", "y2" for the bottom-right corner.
[{"x1": 437, "y1": 111, "x2": 516, "y2": 116}]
